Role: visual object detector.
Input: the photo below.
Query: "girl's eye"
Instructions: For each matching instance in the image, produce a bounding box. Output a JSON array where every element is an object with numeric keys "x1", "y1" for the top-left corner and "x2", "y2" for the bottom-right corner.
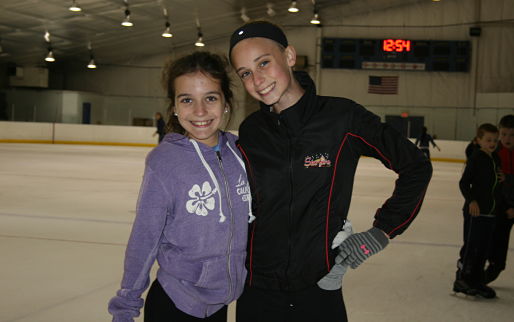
[
  {"x1": 240, "y1": 71, "x2": 250, "y2": 79},
  {"x1": 206, "y1": 96, "x2": 218, "y2": 102},
  {"x1": 259, "y1": 60, "x2": 269, "y2": 68},
  {"x1": 180, "y1": 98, "x2": 192, "y2": 104}
]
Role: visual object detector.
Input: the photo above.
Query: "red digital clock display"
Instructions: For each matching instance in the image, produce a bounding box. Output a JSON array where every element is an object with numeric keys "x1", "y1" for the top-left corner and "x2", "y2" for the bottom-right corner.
[{"x1": 383, "y1": 39, "x2": 412, "y2": 52}]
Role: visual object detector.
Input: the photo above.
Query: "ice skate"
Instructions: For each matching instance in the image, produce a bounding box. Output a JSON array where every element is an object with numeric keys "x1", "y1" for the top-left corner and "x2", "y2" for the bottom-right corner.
[{"x1": 452, "y1": 279, "x2": 478, "y2": 296}]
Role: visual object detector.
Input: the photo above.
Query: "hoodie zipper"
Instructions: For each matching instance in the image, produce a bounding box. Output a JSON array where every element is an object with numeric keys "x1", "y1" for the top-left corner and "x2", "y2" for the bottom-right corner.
[{"x1": 216, "y1": 150, "x2": 235, "y2": 302}]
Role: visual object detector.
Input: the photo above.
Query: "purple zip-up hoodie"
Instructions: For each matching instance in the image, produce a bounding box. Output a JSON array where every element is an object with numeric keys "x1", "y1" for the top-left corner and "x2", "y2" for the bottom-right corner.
[{"x1": 108, "y1": 131, "x2": 251, "y2": 321}]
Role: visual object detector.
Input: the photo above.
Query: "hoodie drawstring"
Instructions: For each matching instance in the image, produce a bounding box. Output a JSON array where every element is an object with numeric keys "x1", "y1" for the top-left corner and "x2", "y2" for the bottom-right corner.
[{"x1": 190, "y1": 140, "x2": 226, "y2": 223}]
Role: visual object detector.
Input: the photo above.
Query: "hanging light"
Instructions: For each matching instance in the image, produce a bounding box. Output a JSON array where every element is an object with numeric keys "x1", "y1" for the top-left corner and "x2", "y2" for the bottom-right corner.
[
  {"x1": 121, "y1": 9, "x2": 133, "y2": 26},
  {"x1": 69, "y1": 0, "x2": 82, "y2": 12},
  {"x1": 45, "y1": 48, "x2": 55, "y2": 62},
  {"x1": 195, "y1": 30, "x2": 205, "y2": 47},
  {"x1": 266, "y1": 3, "x2": 276, "y2": 17},
  {"x1": 310, "y1": 11, "x2": 321, "y2": 24},
  {"x1": 162, "y1": 21, "x2": 172, "y2": 37},
  {"x1": 288, "y1": 1, "x2": 299, "y2": 13},
  {"x1": 86, "y1": 42, "x2": 96, "y2": 68},
  {"x1": 87, "y1": 57, "x2": 97, "y2": 69},
  {"x1": 240, "y1": 8, "x2": 250, "y2": 22}
]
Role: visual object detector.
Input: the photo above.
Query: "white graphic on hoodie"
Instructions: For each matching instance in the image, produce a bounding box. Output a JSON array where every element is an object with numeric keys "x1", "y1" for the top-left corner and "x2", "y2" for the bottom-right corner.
[
  {"x1": 236, "y1": 174, "x2": 250, "y2": 202},
  {"x1": 235, "y1": 174, "x2": 255, "y2": 223},
  {"x1": 186, "y1": 181, "x2": 217, "y2": 216}
]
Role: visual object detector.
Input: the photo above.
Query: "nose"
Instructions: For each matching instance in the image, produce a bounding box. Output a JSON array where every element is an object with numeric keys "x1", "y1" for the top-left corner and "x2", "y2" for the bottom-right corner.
[
  {"x1": 192, "y1": 101, "x2": 208, "y2": 116},
  {"x1": 252, "y1": 71, "x2": 265, "y2": 88}
]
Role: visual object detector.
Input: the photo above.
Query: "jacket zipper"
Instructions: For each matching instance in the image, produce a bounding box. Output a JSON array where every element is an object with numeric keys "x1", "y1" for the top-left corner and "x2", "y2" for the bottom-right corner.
[
  {"x1": 285, "y1": 129, "x2": 294, "y2": 289},
  {"x1": 216, "y1": 151, "x2": 235, "y2": 302}
]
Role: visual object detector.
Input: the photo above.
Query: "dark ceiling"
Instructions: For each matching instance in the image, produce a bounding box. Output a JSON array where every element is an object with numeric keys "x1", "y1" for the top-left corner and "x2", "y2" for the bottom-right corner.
[{"x1": 0, "y1": 0, "x2": 426, "y2": 67}]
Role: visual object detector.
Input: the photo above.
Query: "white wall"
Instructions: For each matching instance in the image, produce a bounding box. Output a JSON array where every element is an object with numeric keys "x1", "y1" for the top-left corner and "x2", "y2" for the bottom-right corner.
[
  {"x1": 0, "y1": 121, "x2": 156, "y2": 145},
  {"x1": 0, "y1": 121, "x2": 469, "y2": 162}
]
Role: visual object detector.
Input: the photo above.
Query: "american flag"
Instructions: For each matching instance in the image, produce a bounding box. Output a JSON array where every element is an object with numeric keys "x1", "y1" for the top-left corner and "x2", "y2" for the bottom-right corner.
[{"x1": 368, "y1": 76, "x2": 399, "y2": 94}]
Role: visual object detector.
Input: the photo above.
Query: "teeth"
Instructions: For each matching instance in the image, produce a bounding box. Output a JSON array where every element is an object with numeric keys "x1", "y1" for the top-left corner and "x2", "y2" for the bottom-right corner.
[
  {"x1": 258, "y1": 83, "x2": 275, "y2": 95},
  {"x1": 192, "y1": 120, "x2": 211, "y2": 126}
]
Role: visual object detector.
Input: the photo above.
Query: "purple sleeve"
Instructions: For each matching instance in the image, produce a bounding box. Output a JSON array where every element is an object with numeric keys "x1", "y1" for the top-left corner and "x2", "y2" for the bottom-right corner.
[{"x1": 108, "y1": 166, "x2": 170, "y2": 321}]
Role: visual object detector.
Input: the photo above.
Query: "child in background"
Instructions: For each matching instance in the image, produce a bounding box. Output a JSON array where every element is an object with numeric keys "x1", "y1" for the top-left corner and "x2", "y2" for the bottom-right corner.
[
  {"x1": 415, "y1": 126, "x2": 440, "y2": 159},
  {"x1": 152, "y1": 112, "x2": 166, "y2": 143},
  {"x1": 454, "y1": 123, "x2": 502, "y2": 298},
  {"x1": 108, "y1": 52, "x2": 251, "y2": 321},
  {"x1": 485, "y1": 115, "x2": 514, "y2": 283}
]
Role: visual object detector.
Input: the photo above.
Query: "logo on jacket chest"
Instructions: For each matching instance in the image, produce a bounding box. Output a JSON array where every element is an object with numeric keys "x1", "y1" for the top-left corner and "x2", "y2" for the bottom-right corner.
[{"x1": 304, "y1": 153, "x2": 332, "y2": 168}]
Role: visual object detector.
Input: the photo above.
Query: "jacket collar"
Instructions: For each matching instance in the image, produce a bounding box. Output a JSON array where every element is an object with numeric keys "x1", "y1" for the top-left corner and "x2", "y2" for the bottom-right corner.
[{"x1": 259, "y1": 71, "x2": 317, "y2": 136}]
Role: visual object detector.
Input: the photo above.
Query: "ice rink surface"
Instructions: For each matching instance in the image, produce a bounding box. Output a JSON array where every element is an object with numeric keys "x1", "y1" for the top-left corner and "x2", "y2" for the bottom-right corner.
[{"x1": 0, "y1": 143, "x2": 513, "y2": 322}]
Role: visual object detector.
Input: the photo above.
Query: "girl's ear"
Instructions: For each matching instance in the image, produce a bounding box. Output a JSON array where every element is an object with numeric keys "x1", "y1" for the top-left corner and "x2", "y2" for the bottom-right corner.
[{"x1": 284, "y1": 45, "x2": 297, "y2": 68}]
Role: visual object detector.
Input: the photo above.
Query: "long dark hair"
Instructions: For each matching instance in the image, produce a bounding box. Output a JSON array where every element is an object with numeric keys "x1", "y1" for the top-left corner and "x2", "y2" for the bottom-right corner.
[{"x1": 161, "y1": 51, "x2": 234, "y2": 134}]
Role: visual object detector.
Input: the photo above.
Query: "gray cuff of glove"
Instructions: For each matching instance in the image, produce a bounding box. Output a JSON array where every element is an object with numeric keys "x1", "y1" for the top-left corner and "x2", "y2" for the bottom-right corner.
[{"x1": 368, "y1": 227, "x2": 389, "y2": 249}]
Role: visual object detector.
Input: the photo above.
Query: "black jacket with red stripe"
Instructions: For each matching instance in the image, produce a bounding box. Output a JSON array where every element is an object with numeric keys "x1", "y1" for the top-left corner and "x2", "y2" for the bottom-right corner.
[{"x1": 237, "y1": 71, "x2": 432, "y2": 291}]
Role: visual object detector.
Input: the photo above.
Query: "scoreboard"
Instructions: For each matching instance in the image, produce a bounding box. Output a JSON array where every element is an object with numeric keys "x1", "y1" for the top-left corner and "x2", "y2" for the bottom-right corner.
[{"x1": 321, "y1": 38, "x2": 471, "y2": 72}]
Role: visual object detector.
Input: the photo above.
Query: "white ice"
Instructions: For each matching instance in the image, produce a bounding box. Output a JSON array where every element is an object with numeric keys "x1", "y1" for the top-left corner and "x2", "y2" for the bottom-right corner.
[{"x1": 0, "y1": 144, "x2": 512, "y2": 322}]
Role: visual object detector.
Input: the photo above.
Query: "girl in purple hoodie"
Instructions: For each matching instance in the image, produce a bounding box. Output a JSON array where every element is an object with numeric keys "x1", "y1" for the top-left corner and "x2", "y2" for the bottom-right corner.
[{"x1": 108, "y1": 52, "x2": 252, "y2": 321}]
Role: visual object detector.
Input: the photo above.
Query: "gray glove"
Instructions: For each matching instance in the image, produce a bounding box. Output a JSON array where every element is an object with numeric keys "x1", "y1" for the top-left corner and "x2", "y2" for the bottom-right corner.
[
  {"x1": 338, "y1": 227, "x2": 389, "y2": 269},
  {"x1": 317, "y1": 220, "x2": 353, "y2": 290}
]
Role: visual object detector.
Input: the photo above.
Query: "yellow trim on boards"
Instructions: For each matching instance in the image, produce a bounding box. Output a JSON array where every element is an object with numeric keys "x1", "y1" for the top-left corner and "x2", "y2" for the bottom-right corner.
[
  {"x1": 431, "y1": 157, "x2": 465, "y2": 163},
  {"x1": 1, "y1": 139, "x2": 467, "y2": 163}
]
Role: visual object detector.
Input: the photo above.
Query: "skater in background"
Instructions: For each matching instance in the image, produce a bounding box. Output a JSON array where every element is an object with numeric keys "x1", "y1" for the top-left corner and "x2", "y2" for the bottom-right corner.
[
  {"x1": 229, "y1": 20, "x2": 432, "y2": 322},
  {"x1": 108, "y1": 52, "x2": 251, "y2": 322},
  {"x1": 415, "y1": 126, "x2": 440, "y2": 159},
  {"x1": 454, "y1": 123, "x2": 502, "y2": 299},
  {"x1": 465, "y1": 136, "x2": 480, "y2": 160},
  {"x1": 485, "y1": 114, "x2": 514, "y2": 284},
  {"x1": 152, "y1": 112, "x2": 166, "y2": 143}
]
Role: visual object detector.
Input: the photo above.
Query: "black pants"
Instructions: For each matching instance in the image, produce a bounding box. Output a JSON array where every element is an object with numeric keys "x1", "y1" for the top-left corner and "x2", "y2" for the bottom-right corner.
[
  {"x1": 236, "y1": 285, "x2": 347, "y2": 322},
  {"x1": 144, "y1": 280, "x2": 227, "y2": 322},
  {"x1": 487, "y1": 214, "x2": 514, "y2": 271},
  {"x1": 458, "y1": 213, "x2": 496, "y2": 285}
]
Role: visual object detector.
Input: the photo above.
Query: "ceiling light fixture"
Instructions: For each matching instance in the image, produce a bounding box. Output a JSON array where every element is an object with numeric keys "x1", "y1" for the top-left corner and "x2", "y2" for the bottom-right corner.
[
  {"x1": 87, "y1": 57, "x2": 97, "y2": 69},
  {"x1": 267, "y1": 3, "x2": 276, "y2": 17},
  {"x1": 162, "y1": 22, "x2": 173, "y2": 38},
  {"x1": 310, "y1": 1, "x2": 321, "y2": 25},
  {"x1": 122, "y1": 10, "x2": 133, "y2": 26},
  {"x1": 288, "y1": 1, "x2": 299, "y2": 13},
  {"x1": 194, "y1": 19, "x2": 205, "y2": 47},
  {"x1": 87, "y1": 42, "x2": 96, "y2": 68},
  {"x1": 69, "y1": 0, "x2": 82, "y2": 12},
  {"x1": 195, "y1": 30, "x2": 205, "y2": 47},
  {"x1": 45, "y1": 48, "x2": 55, "y2": 62},
  {"x1": 122, "y1": 1, "x2": 133, "y2": 27},
  {"x1": 240, "y1": 8, "x2": 250, "y2": 22},
  {"x1": 310, "y1": 11, "x2": 321, "y2": 24},
  {"x1": 161, "y1": 8, "x2": 172, "y2": 38}
]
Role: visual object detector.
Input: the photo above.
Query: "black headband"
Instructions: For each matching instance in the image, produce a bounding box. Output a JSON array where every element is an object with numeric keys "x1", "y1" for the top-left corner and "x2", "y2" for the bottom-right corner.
[{"x1": 229, "y1": 21, "x2": 288, "y2": 58}]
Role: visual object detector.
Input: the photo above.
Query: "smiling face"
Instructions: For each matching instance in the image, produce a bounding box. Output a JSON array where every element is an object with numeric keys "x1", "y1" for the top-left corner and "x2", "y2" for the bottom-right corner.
[
  {"x1": 477, "y1": 131, "x2": 499, "y2": 155},
  {"x1": 499, "y1": 127, "x2": 514, "y2": 150},
  {"x1": 230, "y1": 37, "x2": 304, "y2": 113},
  {"x1": 173, "y1": 71, "x2": 226, "y2": 147}
]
